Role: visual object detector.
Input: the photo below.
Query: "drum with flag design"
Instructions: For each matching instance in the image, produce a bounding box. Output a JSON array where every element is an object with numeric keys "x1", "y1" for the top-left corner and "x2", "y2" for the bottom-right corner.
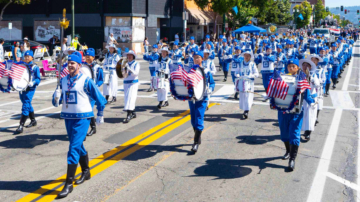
[
  {"x1": 268, "y1": 71, "x2": 310, "y2": 114},
  {"x1": 0, "y1": 61, "x2": 12, "y2": 92},
  {"x1": 10, "y1": 63, "x2": 31, "y2": 92},
  {"x1": 80, "y1": 64, "x2": 94, "y2": 80},
  {"x1": 169, "y1": 64, "x2": 206, "y2": 101}
]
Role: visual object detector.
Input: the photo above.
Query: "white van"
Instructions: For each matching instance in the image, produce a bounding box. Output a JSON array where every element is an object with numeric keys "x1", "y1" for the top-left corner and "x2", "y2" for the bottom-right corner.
[{"x1": 311, "y1": 28, "x2": 335, "y2": 44}]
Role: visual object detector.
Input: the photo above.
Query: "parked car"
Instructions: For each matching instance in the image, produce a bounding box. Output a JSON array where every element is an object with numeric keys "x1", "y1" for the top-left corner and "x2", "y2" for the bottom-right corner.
[{"x1": 3, "y1": 40, "x2": 49, "y2": 61}]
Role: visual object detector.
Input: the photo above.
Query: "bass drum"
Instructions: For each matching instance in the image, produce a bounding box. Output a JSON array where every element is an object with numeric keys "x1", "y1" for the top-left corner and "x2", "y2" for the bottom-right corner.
[
  {"x1": 169, "y1": 64, "x2": 206, "y2": 101},
  {"x1": 192, "y1": 66, "x2": 206, "y2": 101},
  {"x1": 80, "y1": 64, "x2": 94, "y2": 80},
  {"x1": 10, "y1": 63, "x2": 31, "y2": 92}
]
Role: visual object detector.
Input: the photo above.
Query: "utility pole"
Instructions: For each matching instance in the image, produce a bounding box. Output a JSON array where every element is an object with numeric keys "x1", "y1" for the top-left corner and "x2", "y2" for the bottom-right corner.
[{"x1": 72, "y1": 0, "x2": 75, "y2": 37}]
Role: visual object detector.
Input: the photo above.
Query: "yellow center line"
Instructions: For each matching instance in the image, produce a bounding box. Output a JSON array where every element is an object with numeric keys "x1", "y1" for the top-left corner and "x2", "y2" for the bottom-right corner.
[
  {"x1": 17, "y1": 103, "x2": 217, "y2": 202},
  {"x1": 101, "y1": 124, "x2": 216, "y2": 202}
]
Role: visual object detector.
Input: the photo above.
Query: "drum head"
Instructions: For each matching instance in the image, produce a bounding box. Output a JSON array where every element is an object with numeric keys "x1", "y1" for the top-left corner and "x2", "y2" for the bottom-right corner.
[
  {"x1": 193, "y1": 67, "x2": 206, "y2": 101},
  {"x1": 11, "y1": 63, "x2": 31, "y2": 91},
  {"x1": 80, "y1": 64, "x2": 94, "y2": 79}
]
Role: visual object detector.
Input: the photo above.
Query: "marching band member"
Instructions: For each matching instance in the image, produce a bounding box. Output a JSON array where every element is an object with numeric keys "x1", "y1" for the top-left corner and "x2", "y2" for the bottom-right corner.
[
  {"x1": 324, "y1": 47, "x2": 333, "y2": 96},
  {"x1": 184, "y1": 48, "x2": 196, "y2": 67},
  {"x1": 171, "y1": 41, "x2": 183, "y2": 65},
  {"x1": 103, "y1": 44, "x2": 121, "y2": 104},
  {"x1": 202, "y1": 49, "x2": 216, "y2": 109},
  {"x1": 52, "y1": 52, "x2": 106, "y2": 199},
  {"x1": 309, "y1": 54, "x2": 326, "y2": 126},
  {"x1": 236, "y1": 49, "x2": 259, "y2": 119},
  {"x1": 201, "y1": 35, "x2": 212, "y2": 51},
  {"x1": 297, "y1": 36, "x2": 307, "y2": 60},
  {"x1": 185, "y1": 36, "x2": 199, "y2": 55},
  {"x1": 156, "y1": 47, "x2": 172, "y2": 109},
  {"x1": 269, "y1": 35, "x2": 278, "y2": 53},
  {"x1": 143, "y1": 44, "x2": 160, "y2": 92},
  {"x1": 216, "y1": 35, "x2": 224, "y2": 71},
  {"x1": 255, "y1": 46, "x2": 275, "y2": 98},
  {"x1": 189, "y1": 51, "x2": 215, "y2": 153},
  {"x1": 272, "y1": 59, "x2": 315, "y2": 171},
  {"x1": 123, "y1": 50, "x2": 140, "y2": 123},
  {"x1": 15, "y1": 50, "x2": 41, "y2": 134},
  {"x1": 273, "y1": 45, "x2": 287, "y2": 74},
  {"x1": 300, "y1": 59, "x2": 319, "y2": 141},
  {"x1": 309, "y1": 34, "x2": 318, "y2": 54},
  {"x1": 206, "y1": 42, "x2": 216, "y2": 60},
  {"x1": 84, "y1": 48, "x2": 104, "y2": 136},
  {"x1": 218, "y1": 39, "x2": 232, "y2": 81},
  {"x1": 225, "y1": 46, "x2": 243, "y2": 99},
  {"x1": 330, "y1": 43, "x2": 342, "y2": 89}
]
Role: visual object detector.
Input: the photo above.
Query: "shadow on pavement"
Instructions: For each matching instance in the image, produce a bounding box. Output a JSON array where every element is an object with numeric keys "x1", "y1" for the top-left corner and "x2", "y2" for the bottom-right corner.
[
  {"x1": 237, "y1": 134, "x2": 279, "y2": 145},
  {"x1": 0, "y1": 179, "x2": 62, "y2": 194},
  {"x1": 190, "y1": 157, "x2": 285, "y2": 179},
  {"x1": 0, "y1": 134, "x2": 68, "y2": 149}
]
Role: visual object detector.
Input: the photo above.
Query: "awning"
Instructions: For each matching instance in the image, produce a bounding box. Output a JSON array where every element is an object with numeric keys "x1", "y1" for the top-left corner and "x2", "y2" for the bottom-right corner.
[{"x1": 186, "y1": 8, "x2": 220, "y2": 25}]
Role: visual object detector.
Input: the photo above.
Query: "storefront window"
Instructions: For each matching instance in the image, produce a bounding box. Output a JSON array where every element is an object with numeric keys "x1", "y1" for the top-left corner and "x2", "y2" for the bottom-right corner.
[{"x1": 105, "y1": 17, "x2": 132, "y2": 43}]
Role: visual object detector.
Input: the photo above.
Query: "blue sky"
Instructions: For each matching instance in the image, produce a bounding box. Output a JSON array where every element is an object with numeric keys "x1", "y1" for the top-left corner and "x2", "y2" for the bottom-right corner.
[{"x1": 326, "y1": 0, "x2": 359, "y2": 8}]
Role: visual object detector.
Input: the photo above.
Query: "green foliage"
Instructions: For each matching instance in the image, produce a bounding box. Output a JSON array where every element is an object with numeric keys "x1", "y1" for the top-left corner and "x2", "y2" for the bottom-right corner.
[
  {"x1": 0, "y1": 0, "x2": 30, "y2": 5},
  {"x1": 293, "y1": 1, "x2": 312, "y2": 28},
  {"x1": 227, "y1": 0, "x2": 259, "y2": 28},
  {"x1": 194, "y1": 0, "x2": 237, "y2": 15},
  {"x1": 0, "y1": 0, "x2": 31, "y2": 20},
  {"x1": 250, "y1": 0, "x2": 292, "y2": 25},
  {"x1": 314, "y1": 0, "x2": 326, "y2": 25}
]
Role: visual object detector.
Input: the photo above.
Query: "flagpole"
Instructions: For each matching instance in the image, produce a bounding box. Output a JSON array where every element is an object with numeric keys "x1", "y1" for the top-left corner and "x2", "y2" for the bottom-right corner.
[{"x1": 58, "y1": 9, "x2": 70, "y2": 87}]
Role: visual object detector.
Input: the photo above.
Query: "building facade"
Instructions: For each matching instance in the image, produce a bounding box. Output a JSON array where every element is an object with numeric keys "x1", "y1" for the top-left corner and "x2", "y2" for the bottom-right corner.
[{"x1": 0, "y1": 0, "x2": 184, "y2": 53}]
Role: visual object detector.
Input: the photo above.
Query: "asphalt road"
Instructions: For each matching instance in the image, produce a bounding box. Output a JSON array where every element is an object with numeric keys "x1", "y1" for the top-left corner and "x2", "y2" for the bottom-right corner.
[{"x1": 0, "y1": 42, "x2": 359, "y2": 202}]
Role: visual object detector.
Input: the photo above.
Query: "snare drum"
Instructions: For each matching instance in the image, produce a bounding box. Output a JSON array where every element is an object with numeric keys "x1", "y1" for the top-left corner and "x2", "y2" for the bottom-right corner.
[
  {"x1": 156, "y1": 71, "x2": 166, "y2": 89},
  {"x1": 235, "y1": 77, "x2": 252, "y2": 93},
  {"x1": 272, "y1": 74, "x2": 303, "y2": 114},
  {"x1": 169, "y1": 64, "x2": 206, "y2": 101},
  {"x1": 9, "y1": 63, "x2": 32, "y2": 92},
  {"x1": 80, "y1": 64, "x2": 94, "y2": 80}
]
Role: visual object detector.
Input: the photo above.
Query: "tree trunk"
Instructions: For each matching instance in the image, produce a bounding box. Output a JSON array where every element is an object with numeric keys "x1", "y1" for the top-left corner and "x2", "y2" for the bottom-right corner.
[
  {"x1": 1, "y1": 0, "x2": 13, "y2": 21},
  {"x1": 214, "y1": 13, "x2": 218, "y2": 39}
]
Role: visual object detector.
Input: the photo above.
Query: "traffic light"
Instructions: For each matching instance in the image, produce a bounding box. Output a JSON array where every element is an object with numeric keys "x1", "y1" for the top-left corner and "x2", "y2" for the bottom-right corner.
[
  {"x1": 345, "y1": 9, "x2": 347, "y2": 14},
  {"x1": 341, "y1": 6, "x2": 343, "y2": 11},
  {"x1": 358, "y1": 10, "x2": 359, "y2": 15},
  {"x1": 326, "y1": 7, "x2": 329, "y2": 12}
]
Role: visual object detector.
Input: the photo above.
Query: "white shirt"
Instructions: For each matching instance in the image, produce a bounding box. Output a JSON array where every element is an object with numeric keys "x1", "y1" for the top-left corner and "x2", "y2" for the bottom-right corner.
[
  {"x1": 62, "y1": 43, "x2": 67, "y2": 52},
  {"x1": 107, "y1": 36, "x2": 116, "y2": 45}
]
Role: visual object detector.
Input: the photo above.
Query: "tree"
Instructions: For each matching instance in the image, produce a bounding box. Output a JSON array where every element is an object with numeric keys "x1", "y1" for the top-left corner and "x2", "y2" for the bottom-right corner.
[
  {"x1": 194, "y1": 0, "x2": 237, "y2": 37},
  {"x1": 314, "y1": 0, "x2": 325, "y2": 25},
  {"x1": 293, "y1": 1, "x2": 312, "y2": 29},
  {"x1": 0, "y1": 0, "x2": 31, "y2": 21},
  {"x1": 227, "y1": 0, "x2": 258, "y2": 28},
  {"x1": 250, "y1": 0, "x2": 274, "y2": 25},
  {"x1": 277, "y1": 0, "x2": 293, "y2": 25}
]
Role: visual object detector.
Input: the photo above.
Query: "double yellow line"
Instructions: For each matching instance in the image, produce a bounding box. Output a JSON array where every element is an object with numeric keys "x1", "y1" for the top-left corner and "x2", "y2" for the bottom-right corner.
[{"x1": 17, "y1": 103, "x2": 217, "y2": 202}]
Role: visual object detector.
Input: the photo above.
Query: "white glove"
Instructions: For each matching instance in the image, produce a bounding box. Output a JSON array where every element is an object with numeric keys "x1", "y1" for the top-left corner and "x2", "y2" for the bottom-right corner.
[
  {"x1": 228, "y1": 55, "x2": 233, "y2": 59},
  {"x1": 54, "y1": 89, "x2": 61, "y2": 107},
  {"x1": 310, "y1": 103, "x2": 317, "y2": 109},
  {"x1": 96, "y1": 116, "x2": 104, "y2": 125},
  {"x1": 28, "y1": 81, "x2": 34, "y2": 87}
]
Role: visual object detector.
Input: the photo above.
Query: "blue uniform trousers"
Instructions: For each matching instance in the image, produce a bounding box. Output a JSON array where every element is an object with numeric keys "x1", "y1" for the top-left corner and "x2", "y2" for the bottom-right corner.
[
  {"x1": 262, "y1": 72, "x2": 273, "y2": 91},
  {"x1": 222, "y1": 63, "x2": 230, "y2": 72},
  {"x1": 331, "y1": 65, "x2": 340, "y2": 79},
  {"x1": 149, "y1": 66, "x2": 156, "y2": 77},
  {"x1": 65, "y1": 118, "x2": 90, "y2": 164},
  {"x1": 278, "y1": 111, "x2": 304, "y2": 146},
  {"x1": 19, "y1": 89, "x2": 35, "y2": 116},
  {"x1": 326, "y1": 69, "x2": 332, "y2": 84},
  {"x1": 188, "y1": 100, "x2": 207, "y2": 131},
  {"x1": 310, "y1": 47, "x2": 317, "y2": 54}
]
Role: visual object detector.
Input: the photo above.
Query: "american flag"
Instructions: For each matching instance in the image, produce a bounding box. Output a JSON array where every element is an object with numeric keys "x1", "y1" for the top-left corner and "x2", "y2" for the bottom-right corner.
[
  {"x1": 266, "y1": 70, "x2": 289, "y2": 100},
  {"x1": 187, "y1": 68, "x2": 203, "y2": 87},
  {"x1": 10, "y1": 63, "x2": 26, "y2": 81},
  {"x1": 0, "y1": 63, "x2": 9, "y2": 79},
  {"x1": 170, "y1": 65, "x2": 189, "y2": 86},
  {"x1": 297, "y1": 71, "x2": 311, "y2": 93},
  {"x1": 56, "y1": 63, "x2": 70, "y2": 78}
]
